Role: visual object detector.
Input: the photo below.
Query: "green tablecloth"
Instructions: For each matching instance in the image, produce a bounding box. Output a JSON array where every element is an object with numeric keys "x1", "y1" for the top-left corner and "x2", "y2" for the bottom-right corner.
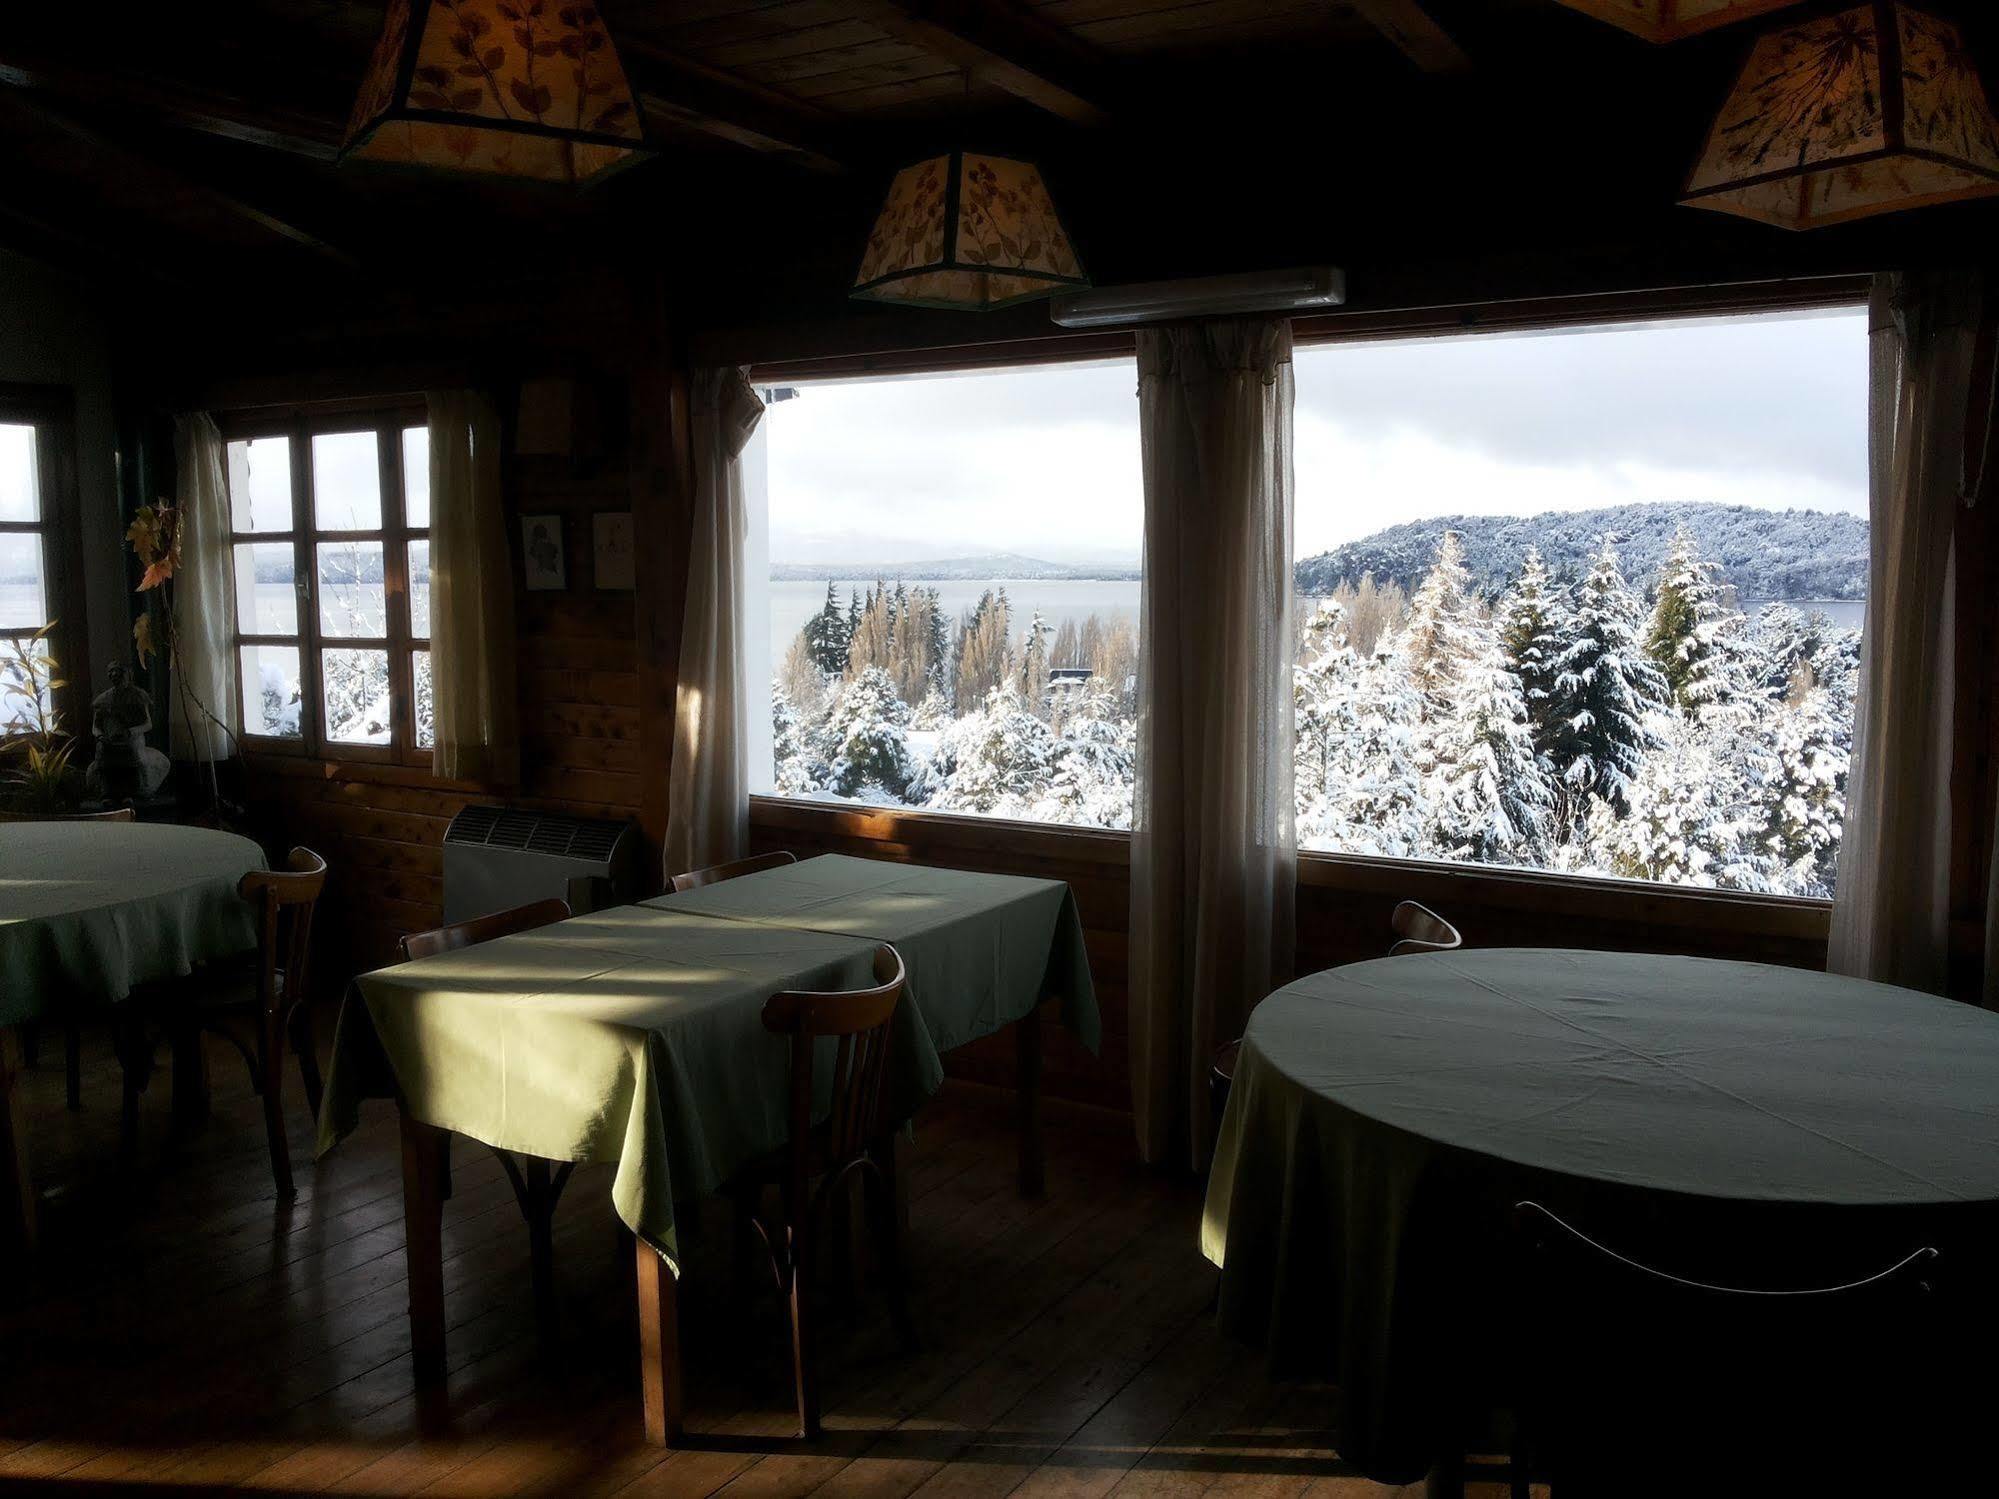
[
  {"x1": 1203, "y1": 949, "x2": 1999, "y2": 1482},
  {"x1": 650, "y1": 854, "x2": 1101, "y2": 1056},
  {"x1": 0, "y1": 822, "x2": 265, "y2": 1024},
  {"x1": 317, "y1": 903, "x2": 947, "y2": 1266}
]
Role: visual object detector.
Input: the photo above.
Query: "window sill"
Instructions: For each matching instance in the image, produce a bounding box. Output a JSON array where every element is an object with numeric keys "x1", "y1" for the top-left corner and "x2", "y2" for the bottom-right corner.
[
  {"x1": 241, "y1": 749, "x2": 499, "y2": 798},
  {"x1": 747, "y1": 794, "x2": 1832, "y2": 942}
]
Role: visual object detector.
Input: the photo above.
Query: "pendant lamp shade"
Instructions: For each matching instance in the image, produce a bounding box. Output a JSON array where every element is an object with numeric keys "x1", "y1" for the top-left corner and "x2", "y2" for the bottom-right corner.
[
  {"x1": 1682, "y1": 3, "x2": 1999, "y2": 229},
  {"x1": 851, "y1": 151, "x2": 1088, "y2": 311},
  {"x1": 343, "y1": 0, "x2": 648, "y2": 184},
  {"x1": 1552, "y1": 1, "x2": 1798, "y2": 43}
]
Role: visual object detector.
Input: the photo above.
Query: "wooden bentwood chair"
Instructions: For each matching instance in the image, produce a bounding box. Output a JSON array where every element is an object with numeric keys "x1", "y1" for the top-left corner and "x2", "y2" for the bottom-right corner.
[
  {"x1": 3, "y1": 806, "x2": 136, "y2": 1110},
  {"x1": 731, "y1": 943, "x2": 917, "y2": 1438},
  {"x1": 398, "y1": 897, "x2": 573, "y2": 1333},
  {"x1": 1502, "y1": 1200, "x2": 1947, "y2": 1496},
  {"x1": 123, "y1": 847, "x2": 329, "y2": 1197},
  {"x1": 669, "y1": 848, "x2": 796, "y2": 894},
  {"x1": 1210, "y1": 899, "x2": 1464, "y2": 1131}
]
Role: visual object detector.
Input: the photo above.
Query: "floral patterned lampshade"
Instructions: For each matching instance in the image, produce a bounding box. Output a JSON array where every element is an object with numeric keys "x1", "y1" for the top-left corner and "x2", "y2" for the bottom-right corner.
[
  {"x1": 1682, "y1": 3, "x2": 1999, "y2": 229},
  {"x1": 1552, "y1": 1, "x2": 1799, "y2": 43},
  {"x1": 343, "y1": 0, "x2": 648, "y2": 184},
  {"x1": 851, "y1": 151, "x2": 1088, "y2": 311}
]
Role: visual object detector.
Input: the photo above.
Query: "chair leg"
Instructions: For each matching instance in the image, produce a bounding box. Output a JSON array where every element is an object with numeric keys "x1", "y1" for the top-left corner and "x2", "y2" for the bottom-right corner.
[
  {"x1": 290, "y1": 1002, "x2": 324, "y2": 1122},
  {"x1": 867, "y1": 1147, "x2": 917, "y2": 1353},
  {"x1": 786, "y1": 1236, "x2": 820, "y2": 1440},
  {"x1": 260, "y1": 1009, "x2": 294, "y2": 1200},
  {"x1": 116, "y1": 1019, "x2": 152, "y2": 1165},
  {"x1": 64, "y1": 1023, "x2": 82, "y2": 1112}
]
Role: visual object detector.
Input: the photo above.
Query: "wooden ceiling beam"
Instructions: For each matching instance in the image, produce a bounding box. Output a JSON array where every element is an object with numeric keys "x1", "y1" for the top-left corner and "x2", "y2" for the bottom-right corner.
[
  {"x1": 621, "y1": 40, "x2": 850, "y2": 174},
  {"x1": 0, "y1": 48, "x2": 343, "y2": 160},
  {"x1": 842, "y1": 0, "x2": 1111, "y2": 126},
  {"x1": 1346, "y1": 0, "x2": 1472, "y2": 73},
  {"x1": 0, "y1": 91, "x2": 358, "y2": 269}
]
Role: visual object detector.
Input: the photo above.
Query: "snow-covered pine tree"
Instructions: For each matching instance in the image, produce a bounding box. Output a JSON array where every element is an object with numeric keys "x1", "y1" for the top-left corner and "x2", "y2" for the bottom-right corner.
[
  {"x1": 1548, "y1": 536, "x2": 1670, "y2": 823},
  {"x1": 1400, "y1": 530, "x2": 1480, "y2": 709},
  {"x1": 1017, "y1": 610, "x2": 1051, "y2": 719},
  {"x1": 922, "y1": 685, "x2": 1054, "y2": 815},
  {"x1": 1756, "y1": 670, "x2": 1848, "y2": 897},
  {"x1": 1426, "y1": 630, "x2": 1554, "y2": 865},
  {"x1": 1294, "y1": 641, "x2": 1427, "y2": 858},
  {"x1": 1039, "y1": 682, "x2": 1135, "y2": 829},
  {"x1": 822, "y1": 666, "x2": 913, "y2": 801},
  {"x1": 802, "y1": 581, "x2": 851, "y2": 676},
  {"x1": 1644, "y1": 524, "x2": 1734, "y2": 715},
  {"x1": 1497, "y1": 546, "x2": 1567, "y2": 757},
  {"x1": 1587, "y1": 716, "x2": 1766, "y2": 890}
]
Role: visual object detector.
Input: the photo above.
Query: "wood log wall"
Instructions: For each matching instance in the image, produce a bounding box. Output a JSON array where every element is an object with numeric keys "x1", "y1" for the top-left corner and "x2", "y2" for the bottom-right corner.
[{"x1": 242, "y1": 451, "x2": 647, "y2": 974}]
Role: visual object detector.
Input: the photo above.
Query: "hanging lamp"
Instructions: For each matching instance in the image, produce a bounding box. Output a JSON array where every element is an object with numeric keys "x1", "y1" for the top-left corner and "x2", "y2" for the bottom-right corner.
[
  {"x1": 1682, "y1": 3, "x2": 1999, "y2": 229},
  {"x1": 342, "y1": 0, "x2": 649, "y2": 184},
  {"x1": 851, "y1": 150, "x2": 1088, "y2": 311},
  {"x1": 1551, "y1": 1, "x2": 1798, "y2": 43}
]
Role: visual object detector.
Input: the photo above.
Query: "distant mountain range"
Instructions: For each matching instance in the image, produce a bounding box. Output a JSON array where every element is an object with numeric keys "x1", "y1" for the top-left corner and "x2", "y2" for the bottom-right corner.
[
  {"x1": 1295, "y1": 503, "x2": 1868, "y2": 602},
  {"x1": 770, "y1": 552, "x2": 1141, "y2": 583}
]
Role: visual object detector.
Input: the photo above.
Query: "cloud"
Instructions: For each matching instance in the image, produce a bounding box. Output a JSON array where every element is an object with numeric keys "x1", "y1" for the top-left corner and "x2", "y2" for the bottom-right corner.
[{"x1": 763, "y1": 309, "x2": 1869, "y2": 566}]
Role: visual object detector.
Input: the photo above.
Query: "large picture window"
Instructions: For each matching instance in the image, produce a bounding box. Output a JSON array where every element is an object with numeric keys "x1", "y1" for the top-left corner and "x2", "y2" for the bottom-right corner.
[
  {"x1": 754, "y1": 359, "x2": 1142, "y2": 830},
  {"x1": 224, "y1": 407, "x2": 432, "y2": 761},
  {"x1": 0, "y1": 385, "x2": 82, "y2": 736},
  {"x1": 1291, "y1": 307, "x2": 1869, "y2": 898}
]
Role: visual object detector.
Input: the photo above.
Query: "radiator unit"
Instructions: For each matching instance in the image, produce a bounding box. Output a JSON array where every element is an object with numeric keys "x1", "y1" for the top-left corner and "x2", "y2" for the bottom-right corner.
[{"x1": 441, "y1": 805, "x2": 643, "y2": 924}]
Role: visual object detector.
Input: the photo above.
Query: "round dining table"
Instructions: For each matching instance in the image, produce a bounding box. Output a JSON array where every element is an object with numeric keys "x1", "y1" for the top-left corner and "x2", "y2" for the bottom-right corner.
[
  {"x1": 1202, "y1": 948, "x2": 1999, "y2": 1483},
  {"x1": 0, "y1": 820, "x2": 266, "y2": 1251}
]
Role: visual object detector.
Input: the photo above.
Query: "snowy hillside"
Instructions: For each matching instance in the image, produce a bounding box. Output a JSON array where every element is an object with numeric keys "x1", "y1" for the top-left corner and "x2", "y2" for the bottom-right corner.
[{"x1": 1296, "y1": 503, "x2": 1867, "y2": 601}]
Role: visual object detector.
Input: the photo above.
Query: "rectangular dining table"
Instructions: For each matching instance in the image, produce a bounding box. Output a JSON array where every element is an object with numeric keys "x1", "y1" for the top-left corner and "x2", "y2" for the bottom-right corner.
[{"x1": 317, "y1": 853, "x2": 1099, "y2": 1444}]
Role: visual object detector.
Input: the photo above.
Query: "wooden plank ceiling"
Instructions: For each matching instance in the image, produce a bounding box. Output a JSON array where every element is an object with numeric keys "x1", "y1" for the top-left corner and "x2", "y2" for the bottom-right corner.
[{"x1": 4, "y1": 0, "x2": 1986, "y2": 300}]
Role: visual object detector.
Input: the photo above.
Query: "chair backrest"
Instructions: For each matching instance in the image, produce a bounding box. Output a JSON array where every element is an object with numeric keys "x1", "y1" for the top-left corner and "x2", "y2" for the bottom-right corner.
[
  {"x1": 763, "y1": 944, "x2": 905, "y2": 1213},
  {"x1": 238, "y1": 847, "x2": 329, "y2": 1017},
  {"x1": 670, "y1": 849, "x2": 796, "y2": 894},
  {"x1": 0, "y1": 806, "x2": 135, "y2": 822},
  {"x1": 398, "y1": 897, "x2": 572, "y2": 963},
  {"x1": 1388, "y1": 899, "x2": 1461, "y2": 956},
  {"x1": 1511, "y1": 1200, "x2": 1943, "y2": 1486}
]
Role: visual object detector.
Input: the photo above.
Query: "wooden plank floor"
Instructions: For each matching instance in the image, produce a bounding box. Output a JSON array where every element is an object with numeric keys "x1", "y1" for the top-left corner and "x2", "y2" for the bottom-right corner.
[{"x1": 0, "y1": 1024, "x2": 1444, "y2": 1498}]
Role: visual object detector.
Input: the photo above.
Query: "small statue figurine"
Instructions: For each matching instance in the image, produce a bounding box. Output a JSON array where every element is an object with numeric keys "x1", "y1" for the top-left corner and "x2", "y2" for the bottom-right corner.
[{"x1": 86, "y1": 662, "x2": 171, "y2": 803}]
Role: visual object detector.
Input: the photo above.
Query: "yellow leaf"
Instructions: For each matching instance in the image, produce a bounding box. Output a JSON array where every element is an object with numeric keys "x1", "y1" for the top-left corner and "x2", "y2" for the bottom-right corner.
[{"x1": 133, "y1": 613, "x2": 155, "y2": 666}]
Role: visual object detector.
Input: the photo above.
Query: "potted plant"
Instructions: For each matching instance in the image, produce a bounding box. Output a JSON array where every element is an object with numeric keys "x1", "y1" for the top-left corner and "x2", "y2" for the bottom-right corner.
[{"x1": 1, "y1": 621, "x2": 79, "y2": 812}]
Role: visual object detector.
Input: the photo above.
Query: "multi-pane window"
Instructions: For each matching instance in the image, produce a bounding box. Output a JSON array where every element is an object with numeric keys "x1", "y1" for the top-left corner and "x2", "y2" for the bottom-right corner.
[
  {"x1": 225, "y1": 408, "x2": 432, "y2": 761},
  {"x1": 0, "y1": 388, "x2": 80, "y2": 736}
]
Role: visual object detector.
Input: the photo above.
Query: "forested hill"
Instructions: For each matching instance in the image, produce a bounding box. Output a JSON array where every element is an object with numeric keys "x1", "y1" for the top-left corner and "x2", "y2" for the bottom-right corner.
[{"x1": 1295, "y1": 503, "x2": 1868, "y2": 601}]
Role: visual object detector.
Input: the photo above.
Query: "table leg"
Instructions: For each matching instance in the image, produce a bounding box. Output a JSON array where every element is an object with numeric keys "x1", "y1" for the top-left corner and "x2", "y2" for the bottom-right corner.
[
  {"x1": 170, "y1": 1009, "x2": 211, "y2": 1127},
  {"x1": 399, "y1": 1107, "x2": 448, "y2": 1385},
  {"x1": 1, "y1": 1026, "x2": 36, "y2": 1259},
  {"x1": 635, "y1": 1237, "x2": 683, "y2": 1446},
  {"x1": 1016, "y1": 1002, "x2": 1045, "y2": 1198}
]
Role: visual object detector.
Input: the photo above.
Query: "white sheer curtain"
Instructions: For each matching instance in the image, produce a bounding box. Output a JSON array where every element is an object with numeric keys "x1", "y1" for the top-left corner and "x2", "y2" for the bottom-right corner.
[
  {"x1": 428, "y1": 390, "x2": 518, "y2": 785},
  {"x1": 1129, "y1": 318, "x2": 1297, "y2": 1168},
  {"x1": 664, "y1": 367, "x2": 766, "y2": 881},
  {"x1": 170, "y1": 412, "x2": 236, "y2": 760},
  {"x1": 1829, "y1": 272, "x2": 1986, "y2": 995}
]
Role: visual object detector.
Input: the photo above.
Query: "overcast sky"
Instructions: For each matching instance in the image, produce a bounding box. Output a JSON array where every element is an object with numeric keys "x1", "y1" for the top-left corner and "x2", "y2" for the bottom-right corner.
[{"x1": 762, "y1": 307, "x2": 1869, "y2": 568}]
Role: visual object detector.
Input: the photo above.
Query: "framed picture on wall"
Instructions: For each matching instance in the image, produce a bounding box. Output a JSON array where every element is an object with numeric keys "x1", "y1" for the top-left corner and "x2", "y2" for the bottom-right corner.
[
  {"x1": 593, "y1": 511, "x2": 635, "y2": 590},
  {"x1": 521, "y1": 513, "x2": 566, "y2": 590}
]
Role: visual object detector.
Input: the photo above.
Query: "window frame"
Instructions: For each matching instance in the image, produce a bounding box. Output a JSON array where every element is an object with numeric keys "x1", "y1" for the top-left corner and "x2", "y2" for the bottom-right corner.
[
  {"x1": 219, "y1": 402, "x2": 430, "y2": 766},
  {"x1": 0, "y1": 382, "x2": 86, "y2": 739},
  {"x1": 744, "y1": 275, "x2": 1874, "y2": 911}
]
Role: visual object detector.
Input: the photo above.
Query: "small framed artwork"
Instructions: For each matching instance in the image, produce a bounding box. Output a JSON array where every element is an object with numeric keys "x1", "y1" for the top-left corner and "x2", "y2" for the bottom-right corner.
[
  {"x1": 593, "y1": 511, "x2": 635, "y2": 590},
  {"x1": 521, "y1": 514, "x2": 567, "y2": 591}
]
